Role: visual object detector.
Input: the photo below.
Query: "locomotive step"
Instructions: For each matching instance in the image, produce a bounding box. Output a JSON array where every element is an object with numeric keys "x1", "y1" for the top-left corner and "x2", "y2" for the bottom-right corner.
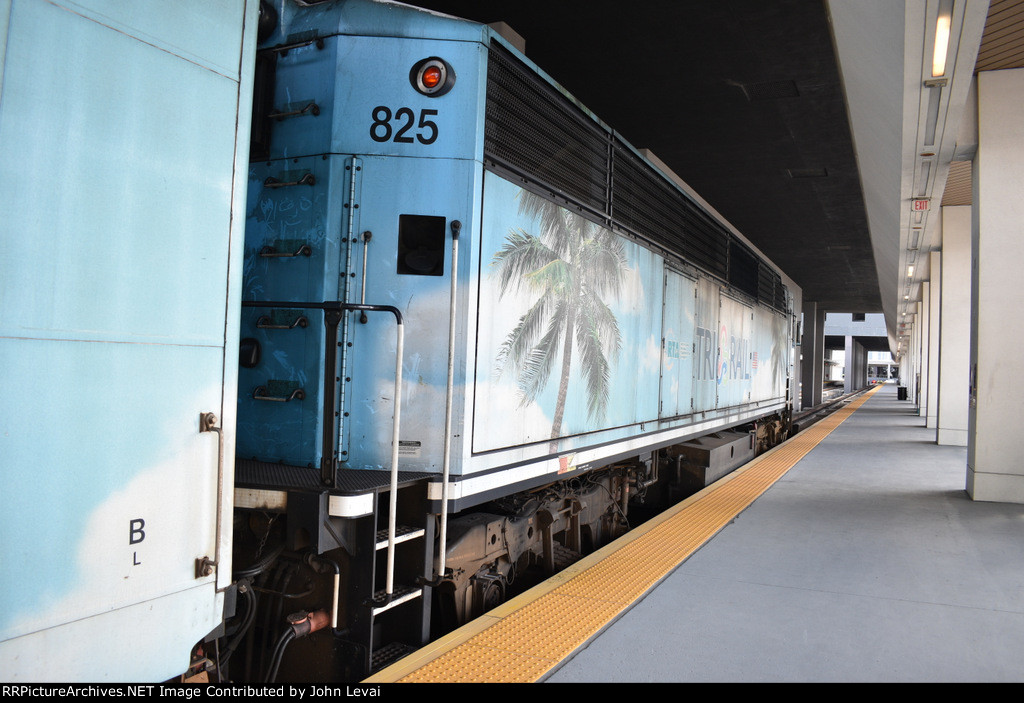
[
  {"x1": 374, "y1": 525, "x2": 425, "y2": 551},
  {"x1": 370, "y1": 642, "x2": 416, "y2": 673},
  {"x1": 369, "y1": 584, "x2": 423, "y2": 616}
]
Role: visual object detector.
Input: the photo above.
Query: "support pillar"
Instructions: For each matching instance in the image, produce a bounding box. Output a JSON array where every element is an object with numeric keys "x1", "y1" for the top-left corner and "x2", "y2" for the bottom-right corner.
[
  {"x1": 936, "y1": 206, "x2": 971, "y2": 446},
  {"x1": 919, "y1": 281, "x2": 930, "y2": 419},
  {"x1": 843, "y1": 336, "x2": 866, "y2": 394},
  {"x1": 800, "y1": 301, "x2": 825, "y2": 409},
  {"x1": 926, "y1": 251, "x2": 941, "y2": 429},
  {"x1": 904, "y1": 317, "x2": 917, "y2": 404},
  {"x1": 967, "y1": 68, "x2": 1024, "y2": 503},
  {"x1": 913, "y1": 300, "x2": 923, "y2": 408}
]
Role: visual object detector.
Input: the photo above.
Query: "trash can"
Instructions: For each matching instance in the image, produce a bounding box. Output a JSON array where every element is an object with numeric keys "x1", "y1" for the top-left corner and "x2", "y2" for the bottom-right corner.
[{"x1": 897, "y1": 386, "x2": 908, "y2": 400}]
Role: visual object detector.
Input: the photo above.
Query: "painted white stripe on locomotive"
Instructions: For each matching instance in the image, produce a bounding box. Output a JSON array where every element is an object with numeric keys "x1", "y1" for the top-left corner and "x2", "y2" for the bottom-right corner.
[
  {"x1": 234, "y1": 488, "x2": 288, "y2": 512},
  {"x1": 429, "y1": 400, "x2": 789, "y2": 502},
  {"x1": 328, "y1": 492, "x2": 375, "y2": 518},
  {"x1": 232, "y1": 489, "x2": 376, "y2": 519},
  {"x1": 233, "y1": 401, "x2": 787, "y2": 516}
]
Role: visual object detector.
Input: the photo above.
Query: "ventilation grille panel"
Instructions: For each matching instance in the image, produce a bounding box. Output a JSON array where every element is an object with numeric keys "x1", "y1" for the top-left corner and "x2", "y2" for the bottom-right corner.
[
  {"x1": 483, "y1": 41, "x2": 786, "y2": 313},
  {"x1": 484, "y1": 44, "x2": 608, "y2": 213}
]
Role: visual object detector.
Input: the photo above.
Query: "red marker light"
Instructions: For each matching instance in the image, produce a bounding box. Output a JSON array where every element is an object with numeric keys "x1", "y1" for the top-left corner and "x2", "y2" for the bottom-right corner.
[
  {"x1": 421, "y1": 65, "x2": 443, "y2": 89},
  {"x1": 411, "y1": 58, "x2": 455, "y2": 96}
]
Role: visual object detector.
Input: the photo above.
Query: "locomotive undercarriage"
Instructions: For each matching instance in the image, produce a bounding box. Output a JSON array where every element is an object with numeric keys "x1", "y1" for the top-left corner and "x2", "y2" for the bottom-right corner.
[
  {"x1": 754, "y1": 410, "x2": 791, "y2": 454},
  {"x1": 220, "y1": 463, "x2": 652, "y2": 681},
  {"x1": 216, "y1": 412, "x2": 790, "y2": 682},
  {"x1": 437, "y1": 411, "x2": 791, "y2": 627},
  {"x1": 433, "y1": 411, "x2": 790, "y2": 629},
  {"x1": 435, "y1": 459, "x2": 649, "y2": 629}
]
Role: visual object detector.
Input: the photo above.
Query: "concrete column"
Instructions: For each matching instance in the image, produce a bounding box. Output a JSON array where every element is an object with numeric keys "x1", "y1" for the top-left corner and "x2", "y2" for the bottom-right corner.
[
  {"x1": 800, "y1": 301, "x2": 825, "y2": 408},
  {"x1": 843, "y1": 336, "x2": 854, "y2": 394},
  {"x1": 936, "y1": 206, "x2": 971, "y2": 446},
  {"x1": 919, "y1": 284, "x2": 930, "y2": 418},
  {"x1": 791, "y1": 303, "x2": 802, "y2": 413},
  {"x1": 843, "y1": 336, "x2": 866, "y2": 394},
  {"x1": 857, "y1": 342, "x2": 867, "y2": 389},
  {"x1": 926, "y1": 251, "x2": 941, "y2": 429},
  {"x1": 914, "y1": 301, "x2": 924, "y2": 407},
  {"x1": 906, "y1": 313, "x2": 917, "y2": 405},
  {"x1": 967, "y1": 68, "x2": 1024, "y2": 503}
]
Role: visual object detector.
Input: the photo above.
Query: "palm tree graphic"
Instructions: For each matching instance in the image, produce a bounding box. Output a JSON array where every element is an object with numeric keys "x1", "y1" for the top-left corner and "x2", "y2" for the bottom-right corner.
[{"x1": 492, "y1": 191, "x2": 627, "y2": 440}]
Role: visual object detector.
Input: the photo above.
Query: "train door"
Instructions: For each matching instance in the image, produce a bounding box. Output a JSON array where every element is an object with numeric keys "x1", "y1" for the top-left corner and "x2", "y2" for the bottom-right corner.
[
  {"x1": 718, "y1": 293, "x2": 754, "y2": 408},
  {"x1": 692, "y1": 277, "x2": 719, "y2": 413},
  {"x1": 660, "y1": 270, "x2": 697, "y2": 418}
]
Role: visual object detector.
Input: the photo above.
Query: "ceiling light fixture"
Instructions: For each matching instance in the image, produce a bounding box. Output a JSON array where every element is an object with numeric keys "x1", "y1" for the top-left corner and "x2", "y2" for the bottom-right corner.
[{"x1": 933, "y1": 3, "x2": 952, "y2": 77}]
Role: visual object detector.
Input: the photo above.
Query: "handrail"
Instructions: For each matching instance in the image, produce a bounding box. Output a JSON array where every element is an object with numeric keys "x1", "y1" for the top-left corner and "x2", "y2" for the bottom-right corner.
[
  {"x1": 256, "y1": 313, "x2": 308, "y2": 330},
  {"x1": 259, "y1": 242, "x2": 312, "y2": 257},
  {"x1": 241, "y1": 299, "x2": 405, "y2": 603},
  {"x1": 268, "y1": 101, "x2": 320, "y2": 121},
  {"x1": 437, "y1": 221, "x2": 460, "y2": 584},
  {"x1": 260, "y1": 36, "x2": 325, "y2": 56},
  {"x1": 412, "y1": 220, "x2": 461, "y2": 590},
  {"x1": 264, "y1": 173, "x2": 316, "y2": 189},
  {"x1": 359, "y1": 232, "x2": 371, "y2": 324}
]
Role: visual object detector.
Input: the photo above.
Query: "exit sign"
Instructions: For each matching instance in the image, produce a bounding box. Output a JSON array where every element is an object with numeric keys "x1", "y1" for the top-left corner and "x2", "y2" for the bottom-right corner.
[{"x1": 912, "y1": 199, "x2": 930, "y2": 211}]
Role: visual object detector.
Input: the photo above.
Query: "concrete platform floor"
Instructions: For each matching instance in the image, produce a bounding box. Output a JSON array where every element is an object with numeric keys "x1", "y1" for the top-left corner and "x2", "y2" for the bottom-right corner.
[{"x1": 547, "y1": 383, "x2": 1024, "y2": 683}]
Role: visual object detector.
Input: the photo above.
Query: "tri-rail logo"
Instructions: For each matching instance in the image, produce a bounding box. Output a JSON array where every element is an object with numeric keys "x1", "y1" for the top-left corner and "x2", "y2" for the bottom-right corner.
[
  {"x1": 690, "y1": 324, "x2": 753, "y2": 385},
  {"x1": 666, "y1": 324, "x2": 753, "y2": 385}
]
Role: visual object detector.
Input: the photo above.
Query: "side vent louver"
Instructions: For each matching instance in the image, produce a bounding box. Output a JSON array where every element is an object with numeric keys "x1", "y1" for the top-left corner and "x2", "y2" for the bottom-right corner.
[{"x1": 484, "y1": 41, "x2": 787, "y2": 313}]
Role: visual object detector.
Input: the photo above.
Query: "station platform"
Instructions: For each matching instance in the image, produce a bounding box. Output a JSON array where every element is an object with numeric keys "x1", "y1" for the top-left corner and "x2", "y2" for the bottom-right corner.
[{"x1": 366, "y1": 383, "x2": 1024, "y2": 683}]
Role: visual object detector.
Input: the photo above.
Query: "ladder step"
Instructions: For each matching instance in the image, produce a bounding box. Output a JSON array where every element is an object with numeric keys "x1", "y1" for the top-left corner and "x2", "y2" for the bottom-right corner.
[
  {"x1": 370, "y1": 584, "x2": 422, "y2": 616},
  {"x1": 371, "y1": 642, "x2": 416, "y2": 672},
  {"x1": 374, "y1": 525, "x2": 425, "y2": 551}
]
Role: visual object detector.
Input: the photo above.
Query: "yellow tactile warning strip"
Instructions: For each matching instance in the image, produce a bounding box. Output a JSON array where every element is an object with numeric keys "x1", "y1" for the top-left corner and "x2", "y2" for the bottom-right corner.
[{"x1": 366, "y1": 386, "x2": 883, "y2": 684}]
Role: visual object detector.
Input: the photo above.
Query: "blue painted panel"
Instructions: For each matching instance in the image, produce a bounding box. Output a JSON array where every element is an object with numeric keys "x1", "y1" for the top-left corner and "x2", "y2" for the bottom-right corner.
[
  {"x1": 0, "y1": 338, "x2": 223, "y2": 640},
  {"x1": 259, "y1": 33, "x2": 484, "y2": 162},
  {"x1": 325, "y1": 35, "x2": 484, "y2": 161},
  {"x1": 265, "y1": 0, "x2": 488, "y2": 50},
  {"x1": 342, "y1": 154, "x2": 479, "y2": 472},
  {"x1": 259, "y1": 37, "x2": 338, "y2": 159},
  {"x1": 52, "y1": 0, "x2": 249, "y2": 77},
  {"x1": 0, "y1": 1, "x2": 10, "y2": 96},
  {"x1": 236, "y1": 155, "x2": 351, "y2": 466},
  {"x1": 750, "y1": 306, "x2": 789, "y2": 403},
  {"x1": 0, "y1": 0, "x2": 243, "y2": 346},
  {"x1": 0, "y1": 0, "x2": 257, "y2": 680},
  {"x1": 239, "y1": 12, "x2": 489, "y2": 472}
]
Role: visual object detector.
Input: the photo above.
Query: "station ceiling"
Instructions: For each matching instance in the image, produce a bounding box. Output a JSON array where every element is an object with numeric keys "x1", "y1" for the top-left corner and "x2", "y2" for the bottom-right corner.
[{"x1": 407, "y1": 0, "x2": 1018, "y2": 350}]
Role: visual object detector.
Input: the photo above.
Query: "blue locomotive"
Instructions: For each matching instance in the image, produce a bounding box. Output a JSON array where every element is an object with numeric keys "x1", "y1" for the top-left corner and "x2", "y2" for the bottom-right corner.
[{"x1": 0, "y1": 0, "x2": 798, "y2": 683}]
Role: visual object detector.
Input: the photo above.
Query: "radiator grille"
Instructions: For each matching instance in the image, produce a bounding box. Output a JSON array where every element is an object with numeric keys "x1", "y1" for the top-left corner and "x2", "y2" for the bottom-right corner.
[
  {"x1": 728, "y1": 240, "x2": 759, "y2": 300},
  {"x1": 484, "y1": 41, "x2": 785, "y2": 312},
  {"x1": 484, "y1": 43, "x2": 608, "y2": 213},
  {"x1": 612, "y1": 141, "x2": 729, "y2": 280}
]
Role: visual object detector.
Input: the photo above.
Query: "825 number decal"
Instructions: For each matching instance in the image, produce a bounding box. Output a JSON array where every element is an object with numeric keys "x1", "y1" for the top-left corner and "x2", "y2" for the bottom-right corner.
[{"x1": 370, "y1": 106, "x2": 438, "y2": 145}]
